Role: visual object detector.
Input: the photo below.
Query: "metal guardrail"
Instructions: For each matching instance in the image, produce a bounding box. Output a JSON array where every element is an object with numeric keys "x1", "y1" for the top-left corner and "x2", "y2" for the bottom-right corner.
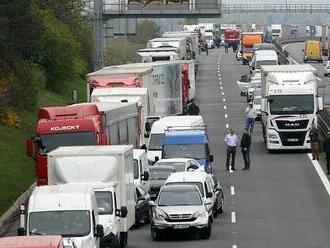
[{"x1": 318, "y1": 109, "x2": 330, "y2": 138}]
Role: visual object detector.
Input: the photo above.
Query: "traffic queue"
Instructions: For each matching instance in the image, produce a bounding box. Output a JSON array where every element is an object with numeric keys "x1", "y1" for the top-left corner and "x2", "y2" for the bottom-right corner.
[{"x1": 3, "y1": 25, "x2": 224, "y2": 248}]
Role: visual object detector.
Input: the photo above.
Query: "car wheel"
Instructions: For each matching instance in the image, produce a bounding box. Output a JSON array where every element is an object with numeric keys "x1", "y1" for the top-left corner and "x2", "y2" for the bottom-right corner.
[
  {"x1": 199, "y1": 223, "x2": 211, "y2": 239},
  {"x1": 151, "y1": 226, "x2": 162, "y2": 241}
]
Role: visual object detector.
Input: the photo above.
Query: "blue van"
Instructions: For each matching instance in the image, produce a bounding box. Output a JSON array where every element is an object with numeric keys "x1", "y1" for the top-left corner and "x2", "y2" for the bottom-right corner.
[{"x1": 161, "y1": 128, "x2": 214, "y2": 173}]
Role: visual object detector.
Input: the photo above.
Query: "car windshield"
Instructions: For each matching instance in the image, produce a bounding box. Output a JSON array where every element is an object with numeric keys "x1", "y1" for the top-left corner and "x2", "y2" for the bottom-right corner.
[
  {"x1": 95, "y1": 191, "x2": 113, "y2": 215},
  {"x1": 158, "y1": 188, "x2": 202, "y2": 206},
  {"x1": 148, "y1": 134, "x2": 164, "y2": 151},
  {"x1": 149, "y1": 168, "x2": 173, "y2": 180},
  {"x1": 39, "y1": 132, "x2": 95, "y2": 153},
  {"x1": 163, "y1": 144, "x2": 205, "y2": 160},
  {"x1": 256, "y1": 60, "x2": 277, "y2": 68},
  {"x1": 269, "y1": 94, "x2": 314, "y2": 115},
  {"x1": 29, "y1": 210, "x2": 90, "y2": 237},
  {"x1": 133, "y1": 159, "x2": 139, "y2": 179},
  {"x1": 156, "y1": 162, "x2": 186, "y2": 172},
  {"x1": 166, "y1": 182, "x2": 204, "y2": 197}
]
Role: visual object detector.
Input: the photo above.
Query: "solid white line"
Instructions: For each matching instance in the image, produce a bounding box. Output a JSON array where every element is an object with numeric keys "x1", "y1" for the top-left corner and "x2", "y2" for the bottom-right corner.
[
  {"x1": 224, "y1": 105, "x2": 227, "y2": 110},
  {"x1": 307, "y1": 154, "x2": 330, "y2": 197},
  {"x1": 226, "y1": 123, "x2": 229, "y2": 129},
  {"x1": 232, "y1": 245, "x2": 238, "y2": 248},
  {"x1": 223, "y1": 98, "x2": 226, "y2": 102},
  {"x1": 231, "y1": 186, "x2": 235, "y2": 195},
  {"x1": 225, "y1": 114, "x2": 228, "y2": 118},
  {"x1": 231, "y1": 212, "x2": 236, "y2": 223}
]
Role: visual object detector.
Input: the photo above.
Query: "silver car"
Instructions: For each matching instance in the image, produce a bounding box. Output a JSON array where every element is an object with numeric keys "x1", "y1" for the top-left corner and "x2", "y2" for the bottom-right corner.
[{"x1": 150, "y1": 184, "x2": 211, "y2": 240}]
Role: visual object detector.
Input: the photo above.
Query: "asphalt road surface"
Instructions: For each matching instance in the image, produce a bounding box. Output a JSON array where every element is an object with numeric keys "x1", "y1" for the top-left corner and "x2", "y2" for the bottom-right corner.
[{"x1": 3, "y1": 48, "x2": 330, "y2": 248}]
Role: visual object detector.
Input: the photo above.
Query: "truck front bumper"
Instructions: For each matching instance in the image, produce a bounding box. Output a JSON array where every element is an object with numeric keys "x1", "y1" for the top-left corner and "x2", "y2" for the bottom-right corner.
[{"x1": 266, "y1": 129, "x2": 310, "y2": 150}]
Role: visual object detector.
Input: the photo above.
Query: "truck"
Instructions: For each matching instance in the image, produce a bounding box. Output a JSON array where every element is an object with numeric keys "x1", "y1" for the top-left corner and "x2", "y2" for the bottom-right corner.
[
  {"x1": 322, "y1": 24, "x2": 330, "y2": 56},
  {"x1": 133, "y1": 149, "x2": 149, "y2": 192},
  {"x1": 147, "y1": 115, "x2": 204, "y2": 163},
  {"x1": 260, "y1": 64, "x2": 323, "y2": 151},
  {"x1": 21, "y1": 183, "x2": 105, "y2": 248},
  {"x1": 137, "y1": 47, "x2": 180, "y2": 62},
  {"x1": 250, "y1": 50, "x2": 278, "y2": 74},
  {"x1": 303, "y1": 40, "x2": 323, "y2": 63},
  {"x1": 147, "y1": 37, "x2": 187, "y2": 60},
  {"x1": 198, "y1": 23, "x2": 217, "y2": 49},
  {"x1": 26, "y1": 102, "x2": 139, "y2": 185},
  {"x1": 162, "y1": 127, "x2": 214, "y2": 173},
  {"x1": 271, "y1": 24, "x2": 282, "y2": 40},
  {"x1": 0, "y1": 236, "x2": 67, "y2": 248},
  {"x1": 47, "y1": 145, "x2": 136, "y2": 248},
  {"x1": 224, "y1": 30, "x2": 240, "y2": 48},
  {"x1": 240, "y1": 32, "x2": 263, "y2": 65}
]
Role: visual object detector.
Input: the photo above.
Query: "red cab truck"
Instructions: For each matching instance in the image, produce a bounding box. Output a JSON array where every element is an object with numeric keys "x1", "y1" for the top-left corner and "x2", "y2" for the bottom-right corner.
[
  {"x1": 26, "y1": 102, "x2": 139, "y2": 185},
  {"x1": 224, "y1": 30, "x2": 240, "y2": 47},
  {"x1": 0, "y1": 236, "x2": 64, "y2": 248}
]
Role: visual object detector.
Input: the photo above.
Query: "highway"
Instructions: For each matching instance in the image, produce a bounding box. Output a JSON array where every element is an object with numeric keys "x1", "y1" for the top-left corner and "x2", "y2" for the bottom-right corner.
[{"x1": 3, "y1": 48, "x2": 330, "y2": 247}]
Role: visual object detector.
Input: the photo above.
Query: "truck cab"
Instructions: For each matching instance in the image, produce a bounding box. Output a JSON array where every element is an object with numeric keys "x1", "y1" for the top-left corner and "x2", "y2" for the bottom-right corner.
[{"x1": 161, "y1": 128, "x2": 213, "y2": 173}]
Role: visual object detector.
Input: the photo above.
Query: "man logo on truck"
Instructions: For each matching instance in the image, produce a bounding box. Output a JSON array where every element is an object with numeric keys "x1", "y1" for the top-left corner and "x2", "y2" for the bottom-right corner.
[
  {"x1": 284, "y1": 123, "x2": 300, "y2": 128},
  {"x1": 50, "y1": 125, "x2": 80, "y2": 131}
]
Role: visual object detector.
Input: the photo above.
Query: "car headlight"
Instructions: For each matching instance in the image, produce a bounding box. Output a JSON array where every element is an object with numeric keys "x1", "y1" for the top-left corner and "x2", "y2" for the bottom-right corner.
[
  {"x1": 268, "y1": 133, "x2": 278, "y2": 139},
  {"x1": 154, "y1": 208, "x2": 168, "y2": 220},
  {"x1": 192, "y1": 211, "x2": 207, "y2": 218}
]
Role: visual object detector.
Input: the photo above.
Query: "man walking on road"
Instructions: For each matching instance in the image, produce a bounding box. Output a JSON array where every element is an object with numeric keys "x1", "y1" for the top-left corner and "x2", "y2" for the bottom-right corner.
[
  {"x1": 323, "y1": 132, "x2": 330, "y2": 174},
  {"x1": 225, "y1": 128, "x2": 238, "y2": 171},
  {"x1": 245, "y1": 102, "x2": 257, "y2": 134},
  {"x1": 241, "y1": 128, "x2": 252, "y2": 170},
  {"x1": 309, "y1": 123, "x2": 319, "y2": 160}
]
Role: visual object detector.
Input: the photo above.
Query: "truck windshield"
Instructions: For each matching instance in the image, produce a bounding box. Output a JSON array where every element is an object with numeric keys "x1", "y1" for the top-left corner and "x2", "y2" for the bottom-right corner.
[
  {"x1": 148, "y1": 134, "x2": 164, "y2": 151},
  {"x1": 158, "y1": 189, "x2": 202, "y2": 206},
  {"x1": 95, "y1": 191, "x2": 113, "y2": 215},
  {"x1": 269, "y1": 94, "x2": 314, "y2": 115},
  {"x1": 29, "y1": 210, "x2": 90, "y2": 237},
  {"x1": 163, "y1": 144, "x2": 205, "y2": 160},
  {"x1": 39, "y1": 132, "x2": 95, "y2": 153},
  {"x1": 256, "y1": 60, "x2": 277, "y2": 68}
]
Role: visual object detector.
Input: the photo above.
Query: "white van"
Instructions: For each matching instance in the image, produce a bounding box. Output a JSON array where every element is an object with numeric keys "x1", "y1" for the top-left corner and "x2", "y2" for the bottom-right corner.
[
  {"x1": 165, "y1": 172, "x2": 215, "y2": 221},
  {"x1": 147, "y1": 116, "x2": 204, "y2": 163},
  {"x1": 250, "y1": 50, "x2": 278, "y2": 73},
  {"x1": 133, "y1": 149, "x2": 149, "y2": 192}
]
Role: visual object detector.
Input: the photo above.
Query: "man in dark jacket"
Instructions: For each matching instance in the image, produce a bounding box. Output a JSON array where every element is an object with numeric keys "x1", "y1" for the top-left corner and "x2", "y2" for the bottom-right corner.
[
  {"x1": 309, "y1": 123, "x2": 319, "y2": 160},
  {"x1": 323, "y1": 132, "x2": 330, "y2": 175},
  {"x1": 240, "y1": 128, "x2": 252, "y2": 170}
]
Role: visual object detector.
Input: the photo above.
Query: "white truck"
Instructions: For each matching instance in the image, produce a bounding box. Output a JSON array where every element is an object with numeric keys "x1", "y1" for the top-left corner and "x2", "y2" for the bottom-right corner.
[
  {"x1": 250, "y1": 50, "x2": 278, "y2": 74},
  {"x1": 260, "y1": 65, "x2": 323, "y2": 151},
  {"x1": 47, "y1": 145, "x2": 135, "y2": 248},
  {"x1": 137, "y1": 47, "x2": 180, "y2": 62},
  {"x1": 271, "y1": 24, "x2": 282, "y2": 40},
  {"x1": 147, "y1": 115, "x2": 204, "y2": 163},
  {"x1": 22, "y1": 183, "x2": 105, "y2": 248},
  {"x1": 147, "y1": 37, "x2": 187, "y2": 60},
  {"x1": 198, "y1": 23, "x2": 216, "y2": 49}
]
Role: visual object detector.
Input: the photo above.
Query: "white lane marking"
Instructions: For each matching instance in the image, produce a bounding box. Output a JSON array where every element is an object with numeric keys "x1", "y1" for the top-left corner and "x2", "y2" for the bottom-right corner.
[
  {"x1": 220, "y1": 86, "x2": 223, "y2": 90},
  {"x1": 231, "y1": 212, "x2": 236, "y2": 223},
  {"x1": 224, "y1": 105, "x2": 227, "y2": 110},
  {"x1": 282, "y1": 44, "x2": 299, "y2": 65},
  {"x1": 226, "y1": 123, "x2": 229, "y2": 128},
  {"x1": 232, "y1": 245, "x2": 238, "y2": 248},
  {"x1": 307, "y1": 154, "x2": 330, "y2": 197},
  {"x1": 223, "y1": 98, "x2": 226, "y2": 102},
  {"x1": 231, "y1": 186, "x2": 235, "y2": 195},
  {"x1": 218, "y1": 74, "x2": 221, "y2": 77},
  {"x1": 221, "y1": 92, "x2": 224, "y2": 95},
  {"x1": 317, "y1": 77, "x2": 322, "y2": 82},
  {"x1": 225, "y1": 114, "x2": 228, "y2": 118}
]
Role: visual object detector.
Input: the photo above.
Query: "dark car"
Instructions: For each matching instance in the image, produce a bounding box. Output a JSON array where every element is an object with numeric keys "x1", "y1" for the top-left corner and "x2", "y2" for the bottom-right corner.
[
  {"x1": 135, "y1": 186, "x2": 151, "y2": 227},
  {"x1": 149, "y1": 166, "x2": 175, "y2": 200},
  {"x1": 211, "y1": 176, "x2": 224, "y2": 218}
]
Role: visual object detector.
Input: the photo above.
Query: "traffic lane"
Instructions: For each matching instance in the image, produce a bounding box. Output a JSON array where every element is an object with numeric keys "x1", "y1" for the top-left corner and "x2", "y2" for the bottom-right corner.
[{"x1": 219, "y1": 50, "x2": 330, "y2": 247}]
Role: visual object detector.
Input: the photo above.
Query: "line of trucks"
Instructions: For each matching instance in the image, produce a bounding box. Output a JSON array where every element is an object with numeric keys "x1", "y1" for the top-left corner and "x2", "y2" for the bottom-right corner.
[{"x1": 9, "y1": 27, "x2": 216, "y2": 248}]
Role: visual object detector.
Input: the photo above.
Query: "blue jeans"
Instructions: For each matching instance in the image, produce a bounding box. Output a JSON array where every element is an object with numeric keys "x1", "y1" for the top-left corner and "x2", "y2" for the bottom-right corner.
[
  {"x1": 245, "y1": 118, "x2": 255, "y2": 133},
  {"x1": 241, "y1": 148, "x2": 250, "y2": 169}
]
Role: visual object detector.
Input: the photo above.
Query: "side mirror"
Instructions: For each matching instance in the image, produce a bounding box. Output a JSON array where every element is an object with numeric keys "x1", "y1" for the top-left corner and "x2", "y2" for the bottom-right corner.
[
  {"x1": 206, "y1": 192, "x2": 213, "y2": 198},
  {"x1": 142, "y1": 171, "x2": 149, "y2": 181},
  {"x1": 145, "y1": 122, "x2": 151, "y2": 132},
  {"x1": 26, "y1": 139, "x2": 33, "y2": 157},
  {"x1": 94, "y1": 224, "x2": 104, "y2": 238},
  {"x1": 116, "y1": 207, "x2": 128, "y2": 218},
  {"x1": 140, "y1": 144, "x2": 147, "y2": 150},
  {"x1": 318, "y1": 96, "x2": 323, "y2": 111},
  {"x1": 209, "y1": 155, "x2": 214, "y2": 162},
  {"x1": 100, "y1": 134, "x2": 107, "y2": 145},
  {"x1": 148, "y1": 201, "x2": 156, "y2": 207},
  {"x1": 17, "y1": 227, "x2": 26, "y2": 236}
]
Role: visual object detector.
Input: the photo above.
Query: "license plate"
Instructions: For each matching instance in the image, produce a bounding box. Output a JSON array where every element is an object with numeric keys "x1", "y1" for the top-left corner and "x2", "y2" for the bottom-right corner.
[
  {"x1": 287, "y1": 138, "x2": 298, "y2": 142},
  {"x1": 173, "y1": 224, "x2": 189, "y2": 229}
]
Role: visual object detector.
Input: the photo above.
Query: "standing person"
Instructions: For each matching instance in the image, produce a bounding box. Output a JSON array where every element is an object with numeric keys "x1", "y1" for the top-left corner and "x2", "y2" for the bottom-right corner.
[
  {"x1": 224, "y1": 128, "x2": 238, "y2": 171},
  {"x1": 323, "y1": 132, "x2": 330, "y2": 175},
  {"x1": 188, "y1": 101, "x2": 200, "y2": 115},
  {"x1": 205, "y1": 42, "x2": 208, "y2": 56},
  {"x1": 245, "y1": 102, "x2": 257, "y2": 134},
  {"x1": 309, "y1": 123, "x2": 319, "y2": 160},
  {"x1": 225, "y1": 42, "x2": 229, "y2": 53},
  {"x1": 240, "y1": 128, "x2": 252, "y2": 170}
]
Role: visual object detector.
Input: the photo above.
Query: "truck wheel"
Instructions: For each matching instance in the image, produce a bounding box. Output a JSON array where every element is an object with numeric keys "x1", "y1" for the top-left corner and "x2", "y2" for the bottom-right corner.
[
  {"x1": 151, "y1": 226, "x2": 162, "y2": 241},
  {"x1": 120, "y1": 232, "x2": 127, "y2": 248},
  {"x1": 199, "y1": 223, "x2": 211, "y2": 239}
]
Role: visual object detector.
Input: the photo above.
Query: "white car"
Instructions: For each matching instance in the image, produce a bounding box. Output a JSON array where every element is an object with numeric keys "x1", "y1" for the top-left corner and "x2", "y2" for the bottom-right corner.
[
  {"x1": 324, "y1": 61, "x2": 330, "y2": 76},
  {"x1": 154, "y1": 158, "x2": 205, "y2": 172},
  {"x1": 247, "y1": 79, "x2": 261, "y2": 103},
  {"x1": 253, "y1": 95, "x2": 262, "y2": 120}
]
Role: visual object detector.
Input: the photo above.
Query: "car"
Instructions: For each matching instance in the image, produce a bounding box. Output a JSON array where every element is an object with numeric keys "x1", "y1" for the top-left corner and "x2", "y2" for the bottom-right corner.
[
  {"x1": 154, "y1": 158, "x2": 205, "y2": 172},
  {"x1": 247, "y1": 79, "x2": 261, "y2": 103},
  {"x1": 150, "y1": 184, "x2": 211, "y2": 241},
  {"x1": 210, "y1": 176, "x2": 224, "y2": 217},
  {"x1": 253, "y1": 95, "x2": 262, "y2": 120},
  {"x1": 134, "y1": 186, "x2": 151, "y2": 227},
  {"x1": 237, "y1": 73, "x2": 251, "y2": 95},
  {"x1": 148, "y1": 165, "x2": 175, "y2": 200},
  {"x1": 324, "y1": 61, "x2": 330, "y2": 76}
]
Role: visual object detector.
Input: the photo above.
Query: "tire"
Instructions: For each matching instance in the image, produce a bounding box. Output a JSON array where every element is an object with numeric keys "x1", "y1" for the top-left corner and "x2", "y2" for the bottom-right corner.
[
  {"x1": 199, "y1": 223, "x2": 211, "y2": 239},
  {"x1": 120, "y1": 232, "x2": 127, "y2": 248},
  {"x1": 151, "y1": 226, "x2": 162, "y2": 241}
]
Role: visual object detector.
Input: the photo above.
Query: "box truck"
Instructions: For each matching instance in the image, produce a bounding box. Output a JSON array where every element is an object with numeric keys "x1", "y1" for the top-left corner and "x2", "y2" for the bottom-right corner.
[
  {"x1": 47, "y1": 145, "x2": 136, "y2": 248},
  {"x1": 147, "y1": 37, "x2": 187, "y2": 60},
  {"x1": 260, "y1": 65, "x2": 323, "y2": 151},
  {"x1": 240, "y1": 32, "x2": 263, "y2": 65}
]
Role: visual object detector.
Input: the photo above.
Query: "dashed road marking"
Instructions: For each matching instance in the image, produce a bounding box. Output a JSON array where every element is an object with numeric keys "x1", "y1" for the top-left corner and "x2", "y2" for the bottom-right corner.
[
  {"x1": 224, "y1": 105, "x2": 227, "y2": 110},
  {"x1": 231, "y1": 186, "x2": 235, "y2": 195},
  {"x1": 231, "y1": 212, "x2": 236, "y2": 223},
  {"x1": 225, "y1": 114, "x2": 228, "y2": 118},
  {"x1": 232, "y1": 245, "x2": 238, "y2": 248},
  {"x1": 220, "y1": 86, "x2": 223, "y2": 90},
  {"x1": 221, "y1": 92, "x2": 224, "y2": 95},
  {"x1": 223, "y1": 98, "x2": 226, "y2": 102},
  {"x1": 226, "y1": 123, "x2": 229, "y2": 129}
]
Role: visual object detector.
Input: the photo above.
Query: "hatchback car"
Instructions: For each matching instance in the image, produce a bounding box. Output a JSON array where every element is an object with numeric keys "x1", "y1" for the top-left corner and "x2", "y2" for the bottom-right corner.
[
  {"x1": 154, "y1": 158, "x2": 204, "y2": 172},
  {"x1": 150, "y1": 184, "x2": 211, "y2": 240}
]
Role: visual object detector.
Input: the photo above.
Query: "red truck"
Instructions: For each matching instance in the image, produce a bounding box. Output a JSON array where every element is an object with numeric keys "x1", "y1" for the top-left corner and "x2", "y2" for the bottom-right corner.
[
  {"x1": 0, "y1": 236, "x2": 64, "y2": 248},
  {"x1": 26, "y1": 102, "x2": 139, "y2": 185},
  {"x1": 224, "y1": 30, "x2": 240, "y2": 47}
]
